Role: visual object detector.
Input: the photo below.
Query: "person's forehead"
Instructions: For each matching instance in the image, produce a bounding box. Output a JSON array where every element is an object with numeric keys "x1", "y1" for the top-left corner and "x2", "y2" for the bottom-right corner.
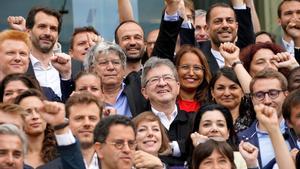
[
  {"x1": 107, "y1": 124, "x2": 135, "y2": 139},
  {"x1": 147, "y1": 64, "x2": 173, "y2": 75},
  {"x1": 69, "y1": 103, "x2": 100, "y2": 117},
  {"x1": 0, "y1": 134, "x2": 22, "y2": 149},
  {"x1": 34, "y1": 11, "x2": 59, "y2": 26},
  {"x1": 0, "y1": 112, "x2": 23, "y2": 129},
  {"x1": 117, "y1": 22, "x2": 144, "y2": 36},
  {"x1": 97, "y1": 52, "x2": 121, "y2": 60},
  {"x1": 252, "y1": 78, "x2": 281, "y2": 91},
  {"x1": 0, "y1": 39, "x2": 29, "y2": 50},
  {"x1": 209, "y1": 6, "x2": 235, "y2": 19},
  {"x1": 280, "y1": 1, "x2": 300, "y2": 12}
]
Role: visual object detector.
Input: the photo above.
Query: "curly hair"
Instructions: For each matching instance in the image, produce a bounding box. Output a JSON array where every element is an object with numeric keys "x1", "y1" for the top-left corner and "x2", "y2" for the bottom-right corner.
[{"x1": 41, "y1": 124, "x2": 58, "y2": 162}]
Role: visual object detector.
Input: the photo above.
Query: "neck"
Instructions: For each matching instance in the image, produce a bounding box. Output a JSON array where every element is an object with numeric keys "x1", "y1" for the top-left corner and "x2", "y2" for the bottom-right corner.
[
  {"x1": 179, "y1": 89, "x2": 196, "y2": 101},
  {"x1": 81, "y1": 146, "x2": 96, "y2": 167},
  {"x1": 152, "y1": 102, "x2": 176, "y2": 119},
  {"x1": 125, "y1": 61, "x2": 141, "y2": 76},
  {"x1": 102, "y1": 84, "x2": 122, "y2": 104},
  {"x1": 211, "y1": 43, "x2": 220, "y2": 51},
  {"x1": 230, "y1": 106, "x2": 240, "y2": 123},
  {"x1": 283, "y1": 33, "x2": 293, "y2": 43},
  {"x1": 27, "y1": 133, "x2": 44, "y2": 152},
  {"x1": 31, "y1": 47, "x2": 53, "y2": 68},
  {"x1": 0, "y1": 72, "x2": 5, "y2": 82}
]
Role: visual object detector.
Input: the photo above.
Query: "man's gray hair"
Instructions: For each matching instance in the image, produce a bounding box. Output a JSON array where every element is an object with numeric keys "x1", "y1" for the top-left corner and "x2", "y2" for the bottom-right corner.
[
  {"x1": 84, "y1": 41, "x2": 126, "y2": 71},
  {"x1": 141, "y1": 57, "x2": 178, "y2": 87},
  {"x1": 0, "y1": 124, "x2": 27, "y2": 154},
  {"x1": 195, "y1": 9, "x2": 207, "y2": 17}
]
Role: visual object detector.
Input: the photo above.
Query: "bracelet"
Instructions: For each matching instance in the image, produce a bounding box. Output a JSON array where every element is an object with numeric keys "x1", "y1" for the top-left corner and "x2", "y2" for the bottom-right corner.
[
  {"x1": 53, "y1": 118, "x2": 69, "y2": 131},
  {"x1": 231, "y1": 61, "x2": 243, "y2": 69}
]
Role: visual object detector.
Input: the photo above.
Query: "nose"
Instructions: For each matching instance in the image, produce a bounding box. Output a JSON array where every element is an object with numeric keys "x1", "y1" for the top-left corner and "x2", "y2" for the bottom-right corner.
[
  {"x1": 223, "y1": 88, "x2": 231, "y2": 96},
  {"x1": 83, "y1": 117, "x2": 92, "y2": 127},
  {"x1": 157, "y1": 77, "x2": 167, "y2": 86},
  {"x1": 5, "y1": 153, "x2": 15, "y2": 165},
  {"x1": 129, "y1": 37, "x2": 137, "y2": 45},
  {"x1": 263, "y1": 93, "x2": 272, "y2": 106},
  {"x1": 266, "y1": 61, "x2": 277, "y2": 70},
  {"x1": 221, "y1": 20, "x2": 229, "y2": 27},
  {"x1": 32, "y1": 110, "x2": 41, "y2": 119},
  {"x1": 14, "y1": 53, "x2": 22, "y2": 63}
]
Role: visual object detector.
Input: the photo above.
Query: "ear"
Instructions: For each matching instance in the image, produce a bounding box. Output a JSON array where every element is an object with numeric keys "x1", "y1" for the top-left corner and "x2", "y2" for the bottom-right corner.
[
  {"x1": 211, "y1": 89, "x2": 215, "y2": 100},
  {"x1": 69, "y1": 49, "x2": 73, "y2": 56},
  {"x1": 141, "y1": 87, "x2": 149, "y2": 100},
  {"x1": 94, "y1": 142, "x2": 104, "y2": 159},
  {"x1": 284, "y1": 91, "x2": 289, "y2": 97},
  {"x1": 287, "y1": 120, "x2": 294, "y2": 128},
  {"x1": 277, "y1": 18, "x2": 282, "y2": 26}
]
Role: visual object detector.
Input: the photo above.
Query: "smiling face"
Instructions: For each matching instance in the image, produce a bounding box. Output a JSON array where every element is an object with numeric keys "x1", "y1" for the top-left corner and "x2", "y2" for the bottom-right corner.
[
  {"x1": 177, "y1": 52, "x2": 204, "y2": 93},
  {"x1": 0, "y1": 40, "x2": 29, "y2": 78},
  {"x1": 211, "y1": 75, "x2": 244, "y2": 110},
  {"x1": 116, "y1": 22, "x2": 145, "y2": 62},
  {"x1": 207, "y1": 6, "x2": 238, "y2": 49},
  {"x1": 135, "y1": 120, "x2": 162, "y2": 156},
  {"x1": 19, "y1": 96, "x2": 46, "y2": 136},
  {"x1": 142, "y1": 65, "x2": 180, "y2": 108},
  {"x1": 278, "y1": 1, "x2": 300, "y2": 35},
  {"x1": 249, "y1": 49, "x2": 278, "y2": 77},
  {"x1": 28, "y1": 11, "x2": 58, "y2": 53},
  {"x1": 199, "y1": 110, "x2": 229, "y2": 140},
  {"x1": 69, "y1": 103, "x2": 100, "y2": 149}
]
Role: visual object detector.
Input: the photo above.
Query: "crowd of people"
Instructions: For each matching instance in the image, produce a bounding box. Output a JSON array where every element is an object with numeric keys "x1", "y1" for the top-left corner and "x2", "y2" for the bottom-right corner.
[{"x1": 1, "y1": 0, "x2": 300, "y2": 169}]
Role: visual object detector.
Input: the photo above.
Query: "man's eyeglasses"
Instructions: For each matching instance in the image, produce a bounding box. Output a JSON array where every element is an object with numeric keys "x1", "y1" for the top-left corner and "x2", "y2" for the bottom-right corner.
[
  {"x1": 252, "y1": 89, "x2": 285, "y2": 101},
  {"x1": 105, "y1": 139, "x2": 137, "y2": 150},
  {"x1": 178, "y1": 64, "x2": 205, "y2": 72},
  {"x1": 97, "y1": 59, "x2": 122, "y2": 67},
  {"x1": 145, "y1": 74, "x2": 176, "y2": 86}
]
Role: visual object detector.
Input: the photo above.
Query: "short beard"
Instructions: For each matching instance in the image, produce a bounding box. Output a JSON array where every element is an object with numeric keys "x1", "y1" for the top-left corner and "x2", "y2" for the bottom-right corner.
[
  {"x1": 126, "y1": 55, "x2": 143, "y2": 63},
  {"x1": 80, "y1": 141, "x2": 94, "y2": 149}
]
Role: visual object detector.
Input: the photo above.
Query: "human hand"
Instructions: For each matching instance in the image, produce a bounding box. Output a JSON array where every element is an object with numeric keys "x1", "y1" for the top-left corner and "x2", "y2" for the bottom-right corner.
[
  {"x1": 230, "y1": 0, "x2": 244, "y2": 6},
  {"x1": 239, "y1": 141, "x2": 259, "y2": 168},
  {"x1": 165, "y1": 0, "x2": 181, "y2": 15},
  {"x1": 290, "y1": 148, "x2": 299, "y2": 163},
  {"x1": 103, "y1": 107, "x2": 117, "y2": 117},
  {"x1": 7, "y1": 16, "x2": 26, "y2": 31},
  {"x1": 286, "y1": 18, "x2": 300, "y2": 41},
  {"x1": 190, "y1": 132, "x2": 209, "y2": 147},
  {"x1": 219, "y1": 42, "x2": 241, "y2": 66},
  {"x1": 134, "y1": 150, "x2": 164, "y2": 169},
  {"x1": 254, "y1": 104, "x2": 279, "y2": 132},
  {"x1": 51, "y1": 52, "x2": 72, "y2": 80},
  {"x1": 271, "y1": 52, "x2": 299, "y2": 70},
  {"x1": 39, "y1": 100, "x2": 66, "y2": 126}
]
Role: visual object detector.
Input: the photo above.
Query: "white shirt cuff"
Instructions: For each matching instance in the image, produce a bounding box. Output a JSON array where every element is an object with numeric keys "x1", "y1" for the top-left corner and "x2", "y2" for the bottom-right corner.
[
  {"x1": 55, "y1": 129, "x2": 76, "y2": 146},
  {"x1": 233, "y1": 3, "x2": 246, "y2": 10},
  {"x1": 171, "y1": 141, "x2": 181, "y2": 157},
  {"x1": 164, "y1": 11, "x2": 179, "y2": 21},
  {"x1": 181, "y1": 20, "x2": 192, "y2": 29}
]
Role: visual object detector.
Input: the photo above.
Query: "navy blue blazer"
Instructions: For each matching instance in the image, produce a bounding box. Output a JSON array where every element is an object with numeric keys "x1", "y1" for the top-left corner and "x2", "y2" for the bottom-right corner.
[{"x1": 237, "y1": 120, "x2": 298, "y2": 169}]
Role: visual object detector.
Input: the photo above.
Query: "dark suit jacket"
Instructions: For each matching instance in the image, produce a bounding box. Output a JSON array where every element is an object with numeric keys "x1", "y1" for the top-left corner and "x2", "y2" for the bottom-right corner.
[
  {"x1": 151, "y1": 13, "x2": 184, "y2": 62},
  {"x1": 123, "y1": 70, "x2": 149, "y2": 117},
  {"x1": 180, "y1": 7, "x2": 255, "y2": 76},
  {"x1": 158, "y1": 108, "x2": 195, "y2": 167},
  {"x1": 237, "y1": 120, "x2": 298, "y2": 169},
  {"x1": 26, "y1": 59, "x2": 80, "y2": 103},
  {"x1": 38, "y1": 141, "x2": 86, "y2": 169}
]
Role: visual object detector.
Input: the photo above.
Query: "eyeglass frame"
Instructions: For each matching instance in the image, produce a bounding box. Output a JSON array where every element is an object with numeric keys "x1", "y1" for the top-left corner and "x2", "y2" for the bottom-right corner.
[
  {"x1": 251, "y1": 89, "x2": 286, "y2": 101},
  {"x1": 144, "y1": 74, "x2": 177, "y2": 87},
  {"x1": 104, "y1": 139, "x2": 137, "y2": 150}
]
